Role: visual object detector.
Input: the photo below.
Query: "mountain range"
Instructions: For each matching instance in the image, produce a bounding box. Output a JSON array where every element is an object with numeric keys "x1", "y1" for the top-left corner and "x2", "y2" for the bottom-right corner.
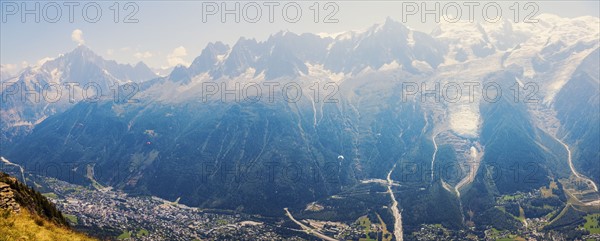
[{"x1": 1, "y1": 14, "x2": 598, "y2": 239}]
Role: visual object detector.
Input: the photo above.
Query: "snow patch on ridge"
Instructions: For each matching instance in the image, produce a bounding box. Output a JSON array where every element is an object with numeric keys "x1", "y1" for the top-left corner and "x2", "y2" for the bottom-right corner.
[{"x1": 378, "y1": 61, "x2": 401, "y2": 71}]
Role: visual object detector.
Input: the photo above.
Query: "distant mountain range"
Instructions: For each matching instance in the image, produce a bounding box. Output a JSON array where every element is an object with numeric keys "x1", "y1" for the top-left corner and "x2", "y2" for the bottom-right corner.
[{"x1": 0, "y1": 46, "x2": 157, "y2": 143}]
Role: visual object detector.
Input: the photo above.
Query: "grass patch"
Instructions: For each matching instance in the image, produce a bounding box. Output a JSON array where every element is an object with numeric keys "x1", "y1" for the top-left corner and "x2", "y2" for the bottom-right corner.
[
  {"x1": 216, "y1": 219, "x2": 228, "y2": 225},
  {"x1": 357, "y1": 215, "x2": 376, "y2": 241},
  {"x1": 136, "y1": 228, "x2": 149, "y2": 237},
  {"x1": 500, "y1": 194, "x2": 524, "y2": 202},
  {"x1": 42, "y1": 192, "x2": 58, "y2": 199},
  {"x1": 518, "y1": 206, "x2": 525, "y2": 222},
  {"x1": 582, "y1": 214, "x2": 600, "y2": 234},
  {"x1": 117, "y1": 231, "x2": 132, "y2": 239},
  {"x1": 0, "y1": 209, "x2": 95, "y2": 241},
  {"x1": 63, "y1": 214, "x2": 78, "y2": 225},
  {"x1": 497, "y1": 237, "x2": 525, "y2": 241},
  {"x1": 541, "y1": 181, "x2": 558, "y2": 198}
]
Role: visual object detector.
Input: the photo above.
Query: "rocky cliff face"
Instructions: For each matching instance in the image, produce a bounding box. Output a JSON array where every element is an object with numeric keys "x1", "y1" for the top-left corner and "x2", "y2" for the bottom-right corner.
[{"x1": 0, "y1": 181, "x2": 20, "y2": 213}]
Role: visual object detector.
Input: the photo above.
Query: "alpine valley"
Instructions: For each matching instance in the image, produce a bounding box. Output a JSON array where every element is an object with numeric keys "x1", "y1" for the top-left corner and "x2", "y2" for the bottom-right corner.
[{"x1": 1, "y1": 15, "x2": 599, "y2": 240}]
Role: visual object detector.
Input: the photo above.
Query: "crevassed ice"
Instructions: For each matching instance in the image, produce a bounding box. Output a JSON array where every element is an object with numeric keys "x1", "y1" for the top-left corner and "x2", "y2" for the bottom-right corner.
[{"x1": 449, "y1": 104, "x2": 480, "y2": 138}]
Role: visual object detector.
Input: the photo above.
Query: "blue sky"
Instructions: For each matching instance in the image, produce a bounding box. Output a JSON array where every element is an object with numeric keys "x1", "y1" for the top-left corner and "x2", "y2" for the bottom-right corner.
[{"x1": 1, "y1": 1, "x2": 598, "y2": 73}]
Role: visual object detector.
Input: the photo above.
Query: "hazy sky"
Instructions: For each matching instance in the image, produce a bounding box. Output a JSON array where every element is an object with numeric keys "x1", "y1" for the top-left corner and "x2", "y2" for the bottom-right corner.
[{"x1": 1, "y1": 1, "x2": 598, "y2": 72}]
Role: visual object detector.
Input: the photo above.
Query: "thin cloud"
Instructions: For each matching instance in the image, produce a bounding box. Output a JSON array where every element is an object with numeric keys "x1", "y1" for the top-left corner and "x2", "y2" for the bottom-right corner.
[
  {"x1": 71, "y1": 29, "x2": 85, "y2": 45},
  {"x1": 134, "y1": 51, "x2": 153, "y2": 59},
  {"x1": 167, "y1": 46, "x2": 189, "y2": 67}
]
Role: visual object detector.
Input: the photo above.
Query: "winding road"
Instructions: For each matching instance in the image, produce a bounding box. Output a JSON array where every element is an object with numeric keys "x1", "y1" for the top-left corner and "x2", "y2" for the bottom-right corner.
[
  {"x1": 430, "y1": 133, "x2": 439, "y2": 184},
  {"x1": 386, "y1": 164, "x2": 403, "y2": 241},
  {"x1": 554, "y1": 137, "x2": 598, "y2": 192},
  {"x1": 455, "y1": 146, "x2": 482, "y2": 197},
  {"x1": 284, "y1": 208, "x2": 337, "y2": 241},
  {"x1": 1, "y1": 156, "x2": 26, "y2": 183}
]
